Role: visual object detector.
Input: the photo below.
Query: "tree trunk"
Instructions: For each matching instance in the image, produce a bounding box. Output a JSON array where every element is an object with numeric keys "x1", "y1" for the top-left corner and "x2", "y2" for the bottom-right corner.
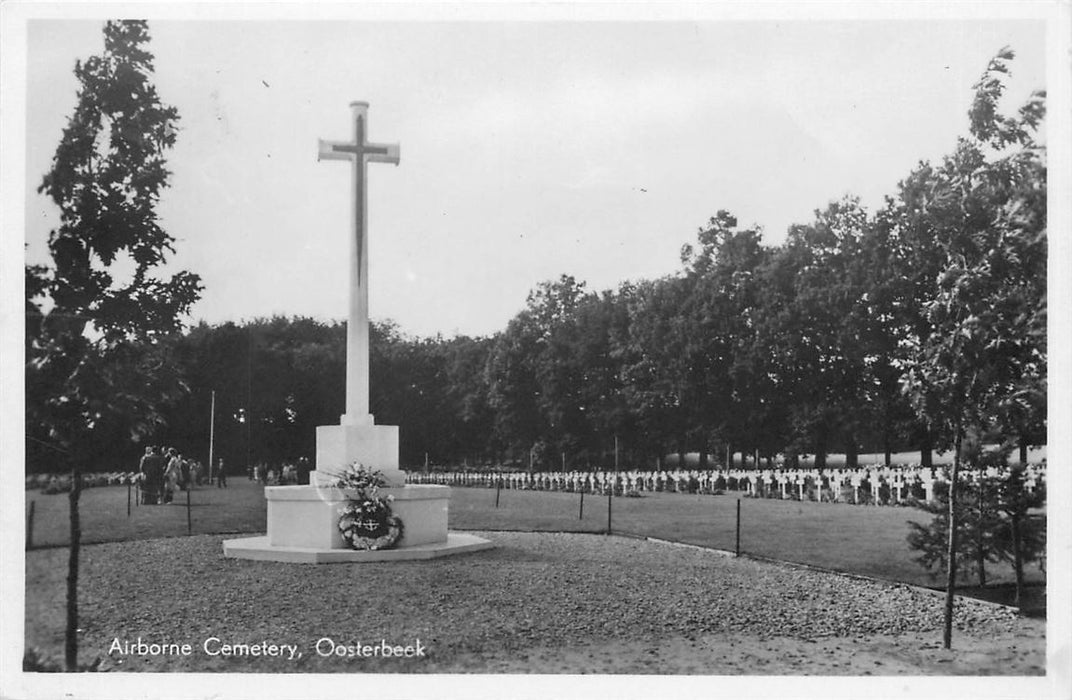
[
  {"x1": 883, "y1": 430, "x2": 892, "y2": 467},
  {"x1": 976, "y1": 489, "x2": 986, "y2": 586},
  {"x1": 1011, "y1": 510, "x2": 1024, "y2": 607},
  {"x1": 814, "y1": 425, "x2": 827, "y2": 470},
  {"x1": 698, "y1": 449, "x2": 708, "y2": 470},
  {"x1": 943, "y1": 429, "x2": 962, "y2": 650},
  {"x1": 65, "y1": 465, "x2": 83, "y2": 671},
  {"x1": 921, "y1": 427, "x2": 933, "y2": 469},
  {"x1": 845, "y1": 434, "x2": 858, "y2": 470},
  {"x1": 1018, "y1": 435, "x2": 1028, "y2": 467}
]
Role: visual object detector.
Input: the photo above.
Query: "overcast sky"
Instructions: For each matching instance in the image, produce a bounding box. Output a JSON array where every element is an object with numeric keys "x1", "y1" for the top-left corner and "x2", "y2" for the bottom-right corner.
[{"x1": 20, "y1": 9, "x2": 1047, "y2": 339}]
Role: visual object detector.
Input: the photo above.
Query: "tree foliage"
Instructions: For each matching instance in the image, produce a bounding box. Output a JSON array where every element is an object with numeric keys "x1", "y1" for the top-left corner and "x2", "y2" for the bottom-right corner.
[
  {"x1": 907, "y1": 452, "x2": 1045, "y2": 590},
  {"x1": 27, "y1": 20, "x2": 201, "y2": 461},
  {"x1": 895, "y1": 46, "x2": 1045, "y2": 647},
  {"x1": 26, "y1": 20, "x2": 202, "y2": 672}
]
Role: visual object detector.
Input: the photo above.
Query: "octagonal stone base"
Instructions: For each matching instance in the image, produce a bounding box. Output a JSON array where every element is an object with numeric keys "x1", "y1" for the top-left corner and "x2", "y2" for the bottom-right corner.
[
  {"x1": 268, "y1": 484, "x2": 453, "y2": 549},
  {"x1": 222, "y1": 532, "x2": 493, "y2": 563},
  {"x1": 221, "y1": 483, "x2": 493, "y2": 563}
]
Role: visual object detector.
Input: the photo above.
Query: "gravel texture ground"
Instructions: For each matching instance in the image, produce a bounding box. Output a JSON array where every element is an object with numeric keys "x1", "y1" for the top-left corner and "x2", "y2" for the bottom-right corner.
[{"x1": 23, "y1": 531, "x2": 1043, "y2": 675}]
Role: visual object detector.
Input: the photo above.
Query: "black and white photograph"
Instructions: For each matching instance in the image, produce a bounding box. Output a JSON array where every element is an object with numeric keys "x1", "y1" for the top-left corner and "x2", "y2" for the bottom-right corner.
[{"x1": 2, "y1": 2, "x2": 1069, "y2": 698}]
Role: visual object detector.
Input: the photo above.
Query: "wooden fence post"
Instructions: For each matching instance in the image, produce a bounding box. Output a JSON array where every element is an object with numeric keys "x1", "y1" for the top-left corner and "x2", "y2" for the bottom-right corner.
[
  {"x1": 26, "y1": 500, "x2": 35, "y2": 550},
  {"x1": 606, "y1": 486, "x2": 612, "y2": 535},
  {"x1": 735, "y1": 498, "x2": 741, "y2": 557}
]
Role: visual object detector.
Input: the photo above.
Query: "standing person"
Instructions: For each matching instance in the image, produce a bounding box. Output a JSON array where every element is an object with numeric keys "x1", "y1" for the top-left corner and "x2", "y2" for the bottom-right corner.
[
  {"x1": 138, "y1": 446, "x2": 163, "y2": 505},
  {"x1": 297, "y1": 457, "x2": 311, "y2": 486},
  {"x1": 180, "y1": 455, "x2": 191, "y2": 491},
  {"x1": 164, "y1": 448, "x2": 182, "y2": 504},
  {"x1": 216, "y1": 458, "x2": 227, "y2": 488},
  {"x1": 137, "y1": 445, "x2": 153, "y2": 503}
]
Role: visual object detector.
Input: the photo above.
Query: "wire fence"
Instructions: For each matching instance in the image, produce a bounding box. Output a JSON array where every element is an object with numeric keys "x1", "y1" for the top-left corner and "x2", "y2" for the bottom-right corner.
[{"x1": 25, "y1": 475, "x2": 1045, "y2": 611}]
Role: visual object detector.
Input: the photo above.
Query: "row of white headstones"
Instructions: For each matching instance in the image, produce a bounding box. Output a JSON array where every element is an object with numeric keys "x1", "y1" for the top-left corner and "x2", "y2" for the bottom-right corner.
[{"x1": 409, "y1": 464, "x2": 1046, "y2": 505}]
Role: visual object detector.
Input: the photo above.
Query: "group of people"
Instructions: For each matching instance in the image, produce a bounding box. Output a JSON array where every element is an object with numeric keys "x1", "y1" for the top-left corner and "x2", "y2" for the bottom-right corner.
[
  {"x1": 247, "y1": 457, "x2": 311, "y2": 486},
  {"x1": 138, "y1": 446, "x2": 227, "y2": 505}
]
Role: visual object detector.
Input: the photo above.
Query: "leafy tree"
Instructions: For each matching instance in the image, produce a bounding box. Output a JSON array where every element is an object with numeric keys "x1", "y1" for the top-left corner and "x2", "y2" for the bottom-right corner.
[
  {"x1": 440, "y1": 334, "x2": 495, "y2": 465},
  {"x1": 372, "y1": 324, "x2": 456, "y2": 466},
  {"x1": 160, "y1": 316, "x2": 493, "y2": 471},
  {"x1": 851, "y1": 207, "x2": 920, "y2": 466},
  {"x1": 907, "y1": 449, "x2": 1045, "y2": 599},
  {"x1": 573, "y1": 287, "x2": 636, "y2": 467},
  {"x1": 484, "y1": 306, "x2": 546, "y2": 462},
  {"x1": 878, "y1": 162, "x2": 959, "y2": 467},
  {"x1": 990, "y1": 461, "x2": 1046, "y2": 603},
  {"x1": 907, "y1": 437, "x2": 1007, "y2": 588},
  {"x1": 164, "y1": 317, "x2": 349, "y2": 471},
  {"x1": 485, "y1": 275, "x2": 593, "y2": 466},
  {"x1": 758, "y1": 199, "x2": 873, "y2": 468},
  {"x1": 681, "y1": 211, "x2": 772, "y2": 467},
  {"x1": 166, "y1": 321, "x2": 251, "y2": 473},
  {"x1": 899, "y1": 47, "x2": 1045, "y2": 648},
  {"x1": 618, "y1": 275, "x2": 696, "y2": 467},
  {"x1": 907, "y1": 478, "x2": 997, "y2": 587},
  {"x1": 26, "y1": 20, "x2": 201, "y2": 670},
  {"x1": 527, "y1": 276, "x2": 594, "y2": 462}
]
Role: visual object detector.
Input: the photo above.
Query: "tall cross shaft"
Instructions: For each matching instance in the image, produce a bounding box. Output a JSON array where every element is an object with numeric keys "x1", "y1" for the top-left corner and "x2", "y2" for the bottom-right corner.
[{"x1": 318, "y1": 102, "x2": 399, "y2": 424}]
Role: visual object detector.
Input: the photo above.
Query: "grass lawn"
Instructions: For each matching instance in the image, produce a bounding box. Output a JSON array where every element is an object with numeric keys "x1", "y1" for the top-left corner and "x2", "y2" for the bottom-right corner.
[
  {"x1": 25, "y1": 479, "x2": 1044, "y2": 607},
  {"x1": 24, "y1": 479, "x2": 269, "y2": 548},
  {"x1": 451, "y1": 486, "x2": 1045, "y2": 597}
]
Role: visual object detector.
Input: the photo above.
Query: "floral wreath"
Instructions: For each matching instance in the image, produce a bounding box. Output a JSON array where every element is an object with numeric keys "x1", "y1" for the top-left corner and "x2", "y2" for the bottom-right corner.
[{"x1": 331, "y1": 463, "x2": 404, "y2": 551}]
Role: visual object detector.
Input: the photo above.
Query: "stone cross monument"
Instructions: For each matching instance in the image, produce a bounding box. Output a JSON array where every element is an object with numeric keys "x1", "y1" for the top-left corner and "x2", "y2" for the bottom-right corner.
[
  {"x1": 222, "y1": 101, "x2": 492, "y2": 562},
  {"x1": 313, "y1": 101, "x2": 405, "y2": 486},
  {"x1": 317, "y1": 101, "x2": 399, "y2": 423}
]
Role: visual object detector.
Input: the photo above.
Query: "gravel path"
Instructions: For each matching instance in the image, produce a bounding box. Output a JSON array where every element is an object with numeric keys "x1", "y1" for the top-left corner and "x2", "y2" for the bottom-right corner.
[{"x1": 23, "y1": 531, "x2": 1042, "y2": 674}]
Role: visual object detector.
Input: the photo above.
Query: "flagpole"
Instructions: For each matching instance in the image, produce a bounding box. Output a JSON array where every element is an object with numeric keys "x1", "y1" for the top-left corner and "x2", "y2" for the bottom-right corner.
[{"x1": 208, "y1": 390, "x2": 216, "y2": 484}]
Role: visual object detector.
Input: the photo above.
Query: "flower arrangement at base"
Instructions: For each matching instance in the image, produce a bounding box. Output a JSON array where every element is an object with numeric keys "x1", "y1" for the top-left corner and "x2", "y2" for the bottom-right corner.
[
  {"x1": 338, "y1": 497, "x2": 404, "y2": 551},
  {"x1": 330, "y1": 462, "x2": 404, "y2": 551}
]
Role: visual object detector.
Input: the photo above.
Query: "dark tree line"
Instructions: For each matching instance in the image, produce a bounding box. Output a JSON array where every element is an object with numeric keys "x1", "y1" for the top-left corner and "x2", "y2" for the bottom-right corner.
[{"x1": 27, "y1": 48, "x2": 1045, "y2": 481}]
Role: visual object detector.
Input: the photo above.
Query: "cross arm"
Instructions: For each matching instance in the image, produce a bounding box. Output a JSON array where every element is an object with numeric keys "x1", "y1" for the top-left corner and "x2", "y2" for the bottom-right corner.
[
  {"x1": 368, "y1": 143, "x2": 400, "y2": 165},
  {"x1": 318, "y1": 139, "x2": 353, "y2": 162}
]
